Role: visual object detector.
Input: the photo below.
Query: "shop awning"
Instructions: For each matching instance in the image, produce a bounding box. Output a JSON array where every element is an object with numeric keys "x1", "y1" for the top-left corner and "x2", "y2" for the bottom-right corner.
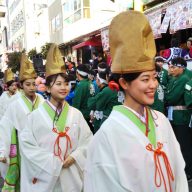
[{"x1": 72, "y1": 39, "x2": 102, "y2": 49}]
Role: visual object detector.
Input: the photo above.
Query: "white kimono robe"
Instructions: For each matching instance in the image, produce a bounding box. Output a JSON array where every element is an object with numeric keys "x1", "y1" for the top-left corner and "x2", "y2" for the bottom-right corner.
[
  {"x1": 19, "y1": 104, "x2": 93, "y2": 192},
  {"x1": 0, "y1": 94, "x2": 44, "y2": 178},
  {"x1": 0, "y1": 92, "x2": 12, "y2": 120},
  {"x1": 84, "y1": 108, "x2": 189, "y2": 192},
  {"x1": 0, "y1": 91, "x2": 22, "y2": 120}
]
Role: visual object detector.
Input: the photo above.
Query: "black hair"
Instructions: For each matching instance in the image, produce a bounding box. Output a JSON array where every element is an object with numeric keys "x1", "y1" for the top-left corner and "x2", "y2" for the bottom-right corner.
[
  {"x1": 45, "y1": 73, "x2": 69, "y2": 87},
  {"x1": 71, "y1": 62, "x2": 76, "y2": 66},
  {"x1": 98, "y1": 53, "x2": 105, "y2": 62},
  {"x1": 7, "y1": 80, "x2": 15, "y2": 88},
  {"x1": 110, "y1": 72, "x2": 141, "y2": 91},
  {"x1": 171, "y1": 57, "x2": 187, "y2": 68},
  {"x1": 98, "y1": 62, "x2": 108, "y2": 69},
  {"x1": 76, "y1": 64, "x2": 90, "y2": 79},
  {"x1": 155, "y1": 63, "x2": 161, "y2": 73},
  {"x1": 92, "y1": 51, "x2": 98, "y2": 57},
  {"x1": 155, "y1": 57, "x2": 164, "y2": 63},
  {"x1": 0, "y1": 72, "x2": 4, "y2": 79},
  {"x1": 68, "y1": 73, "x2": 76, "y2": 82},
  {"x1": 89, "y1": 70, "x2": 96, "y2": 77},
  {"x1": 171, "y1": 38, "x2": 180, "y2": 47},
  {"x1": 98, "y1": 72, "x2": 107, "y2": 81},
  {"x1": 20, "y1": 78, "x2": 36, "y2": 87}
]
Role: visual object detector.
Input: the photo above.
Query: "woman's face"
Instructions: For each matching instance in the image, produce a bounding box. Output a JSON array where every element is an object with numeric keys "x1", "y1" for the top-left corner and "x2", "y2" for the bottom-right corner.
[
  {"x1": 122, "y1": 70, "x2": 158, "y2": 106},
  {"x1": 8, "y1": 82, "x2": 17, "y2": 95},
  {"x1": 22, "y1": 79, "x2": 36, "y2": 97},
  {"x1": 48, "y1": 75, "x2": 70, "y2": 101},
  {"x1": 187, "y1": 40, "x2": 192, "y2": 49}
]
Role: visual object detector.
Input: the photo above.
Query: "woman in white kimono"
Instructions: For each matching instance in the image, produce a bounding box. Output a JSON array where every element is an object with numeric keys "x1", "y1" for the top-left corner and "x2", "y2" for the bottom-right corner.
[
  {"x1": 0, "y1": 69, "x2": 18, "y2": 120},
  {"x1": 20, "y1": 44, "x2": 92, "y2": 192},
  {"x1": 0, "y1": 53, "x2": 44, "y2": 191},
  {"x1": 84, "y1": 11, "x2": 189, "y2": 192}
]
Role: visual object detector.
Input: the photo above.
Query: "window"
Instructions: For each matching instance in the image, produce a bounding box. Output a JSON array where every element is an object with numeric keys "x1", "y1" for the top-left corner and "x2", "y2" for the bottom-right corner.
[
  {"x1": 55, "y1": 14, "x2": 62, "y2": 29},
  {"x1": 51, "y1": 18, "x2": 56, "y2": 33},
  {"x1": 51, "y1": 13, "x2": 62, "y2": 33},
  {"x1": 63, "y1": 0, "x2": 90, "y2": 26},
  {"x1": 83, "y1": 8, "x2": 90, "y2": 18},
  {"x1": 10, "y1": 11, "x2": 24, "y2": 36},
  {"x1": 74, "y1": 9, "x2": 81, "y2": 22},
  {"x1": 83, "y1": 0, "x2": 89, "y2": 7},
  {"x1": 63, "y1": 2, "x2": 70, "y2": 17}
]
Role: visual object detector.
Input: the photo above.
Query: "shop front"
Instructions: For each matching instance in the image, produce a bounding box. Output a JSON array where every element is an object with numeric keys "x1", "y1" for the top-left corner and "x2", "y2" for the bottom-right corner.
[{"x1": 144, "y1": 0, "x2": 192, "y2": 52}]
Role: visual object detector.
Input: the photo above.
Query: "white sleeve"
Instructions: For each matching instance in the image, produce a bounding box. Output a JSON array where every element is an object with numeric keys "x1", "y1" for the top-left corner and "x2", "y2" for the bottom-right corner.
[
  {"x1": 0, "y1": 105, "x2": 14, "y2": 160},
  {"x1": 166, "y1": 119, "x2": 189, "y2": 192},
  {"x1": 19, "y1": 113, "x2": 63, "y2": 177},
  {"x1": 84, "y1": 130, "x2": 131, "y2": 192},
  {"x1": 70, "y1": 111, "x2": 93, "y2": 170}
]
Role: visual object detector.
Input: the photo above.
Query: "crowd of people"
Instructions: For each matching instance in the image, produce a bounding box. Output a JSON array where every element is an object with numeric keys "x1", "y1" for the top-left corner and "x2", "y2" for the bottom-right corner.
[{"x1": 0, "y1": 10, "x2": 191, "y2": 192}]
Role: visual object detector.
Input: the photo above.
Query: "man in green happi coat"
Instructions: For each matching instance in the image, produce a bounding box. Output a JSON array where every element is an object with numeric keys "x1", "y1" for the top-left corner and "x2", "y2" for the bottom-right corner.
[
  {"x1": 88, "y1": 72, "x2": 120, "y2": 133},
  {"x1": 72, "y1": 64, "x2": 95, "y2": 125},
  {"x1": 165, "y1": 57, "x2": 192, "y2": 181},
  {"x1": 155, "y1": 56, "x2": 169, "y2": 89},
  {"x1": 150, "y1": 58, "x2": 167, "y2": 114},
  {"x1": 184, "y1": 67, "x2": 192, "y2": 79}
]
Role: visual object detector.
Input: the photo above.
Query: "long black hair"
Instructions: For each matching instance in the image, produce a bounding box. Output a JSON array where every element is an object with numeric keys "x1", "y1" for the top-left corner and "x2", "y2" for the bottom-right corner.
[
  {"x1": 7, "y1": 80, "x2": 16, "y2": 88},
  {"x1": 46, "y1": 73, "x2": 69, "y2": 87}
]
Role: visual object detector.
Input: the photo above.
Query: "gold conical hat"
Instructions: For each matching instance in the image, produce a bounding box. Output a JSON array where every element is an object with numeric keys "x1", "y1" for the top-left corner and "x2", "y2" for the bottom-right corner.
[
  {"x1": 19, "y1": 53, "x2": 37, "y2": 81},
  {"x1": 45, "y1": 43, "x2": 66, "y2": 78},
  {"x1": 109, "y1": 11, "x2": 156, "y2": 74},
  {"x1": 4, "y1": 68, "x2": 14, "y2": 83}
]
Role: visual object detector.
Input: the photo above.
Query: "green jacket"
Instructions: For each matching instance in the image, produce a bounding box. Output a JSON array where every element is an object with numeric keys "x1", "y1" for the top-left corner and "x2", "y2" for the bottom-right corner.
[
  {"x1": 88, "y1": 86, "x2": 120, "y2": 132},
  {"x1": 165, "y1": 73, "x2": 191, "y2": 125},
  {"x1": 184, "y1": 79, "x2": 192, "y2": 107},
  {"x1": 158, "y1": 68, "x2": 169, "y2": 89},
  {"x1": 151, "y1": 84, "x2": 165, "y2": 114},
  {"x1": 72, "y1": 79, "x2": 94, "y2": 119},
  {"x1": 184, "y1": 68, "x2": 192, "y2": 79}
]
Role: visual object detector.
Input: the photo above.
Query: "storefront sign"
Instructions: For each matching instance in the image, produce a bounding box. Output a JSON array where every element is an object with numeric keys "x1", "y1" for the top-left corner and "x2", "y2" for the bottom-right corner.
[
  {"x1": 101, "y1": 28, "x2": 109, "y2": 51},
  {"x1": 145, "y1": 0, "x2": 192, "y2": 37}
]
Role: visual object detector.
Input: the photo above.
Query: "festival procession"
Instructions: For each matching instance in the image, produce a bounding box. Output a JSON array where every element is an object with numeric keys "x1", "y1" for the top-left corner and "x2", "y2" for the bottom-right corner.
[{"x1": 0, "y1": 0, "x2": 192, "y2": 191}]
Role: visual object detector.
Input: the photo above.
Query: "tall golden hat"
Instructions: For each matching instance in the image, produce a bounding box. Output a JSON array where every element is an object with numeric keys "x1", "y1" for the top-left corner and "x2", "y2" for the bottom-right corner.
[
  {"x1": 4, "y1": 68, "x2": 14, "y2": 83},
  {"x1": 45, "y1": 43, "x2": 66, "y2": 78},
  {"x1": 19, "y1": 53, "x2": 37, "y2": 81},
  {"x1": 109, "y1": 11, "x2": 156, "y2": 74}
]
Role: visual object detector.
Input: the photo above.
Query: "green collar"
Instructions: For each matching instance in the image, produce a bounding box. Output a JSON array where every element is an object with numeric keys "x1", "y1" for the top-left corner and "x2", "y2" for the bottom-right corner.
[
  {"x1": 21, "y1": 94, "x2": 40, "y2": 112},
  {"x1": 43, "y1": 101, "x2": 69, "y2": 132},
  {"x1": 114, "y1": 105, "x2": 156, "y2": 147}
]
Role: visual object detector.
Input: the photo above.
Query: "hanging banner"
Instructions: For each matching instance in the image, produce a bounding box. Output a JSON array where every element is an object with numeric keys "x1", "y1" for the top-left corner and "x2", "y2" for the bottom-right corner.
[
  {"x1": 160, "y1": 7, "x2": 171, "y2": 33},
  {"x1": 185, "y1": 0, "x2": 192, "y2": 29},
  {"x1": 169, "y1": 1, "x2": 184, "y2": 34},
  {"x1": 101, "y1": 28, "x2": 109, "y2": 51},
  {"x1": 145, "y1": 0, "x2": 192, "y2": 37},
  {"x1": 146, "y1": 9, "x2": 162, "y2": 39}
]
